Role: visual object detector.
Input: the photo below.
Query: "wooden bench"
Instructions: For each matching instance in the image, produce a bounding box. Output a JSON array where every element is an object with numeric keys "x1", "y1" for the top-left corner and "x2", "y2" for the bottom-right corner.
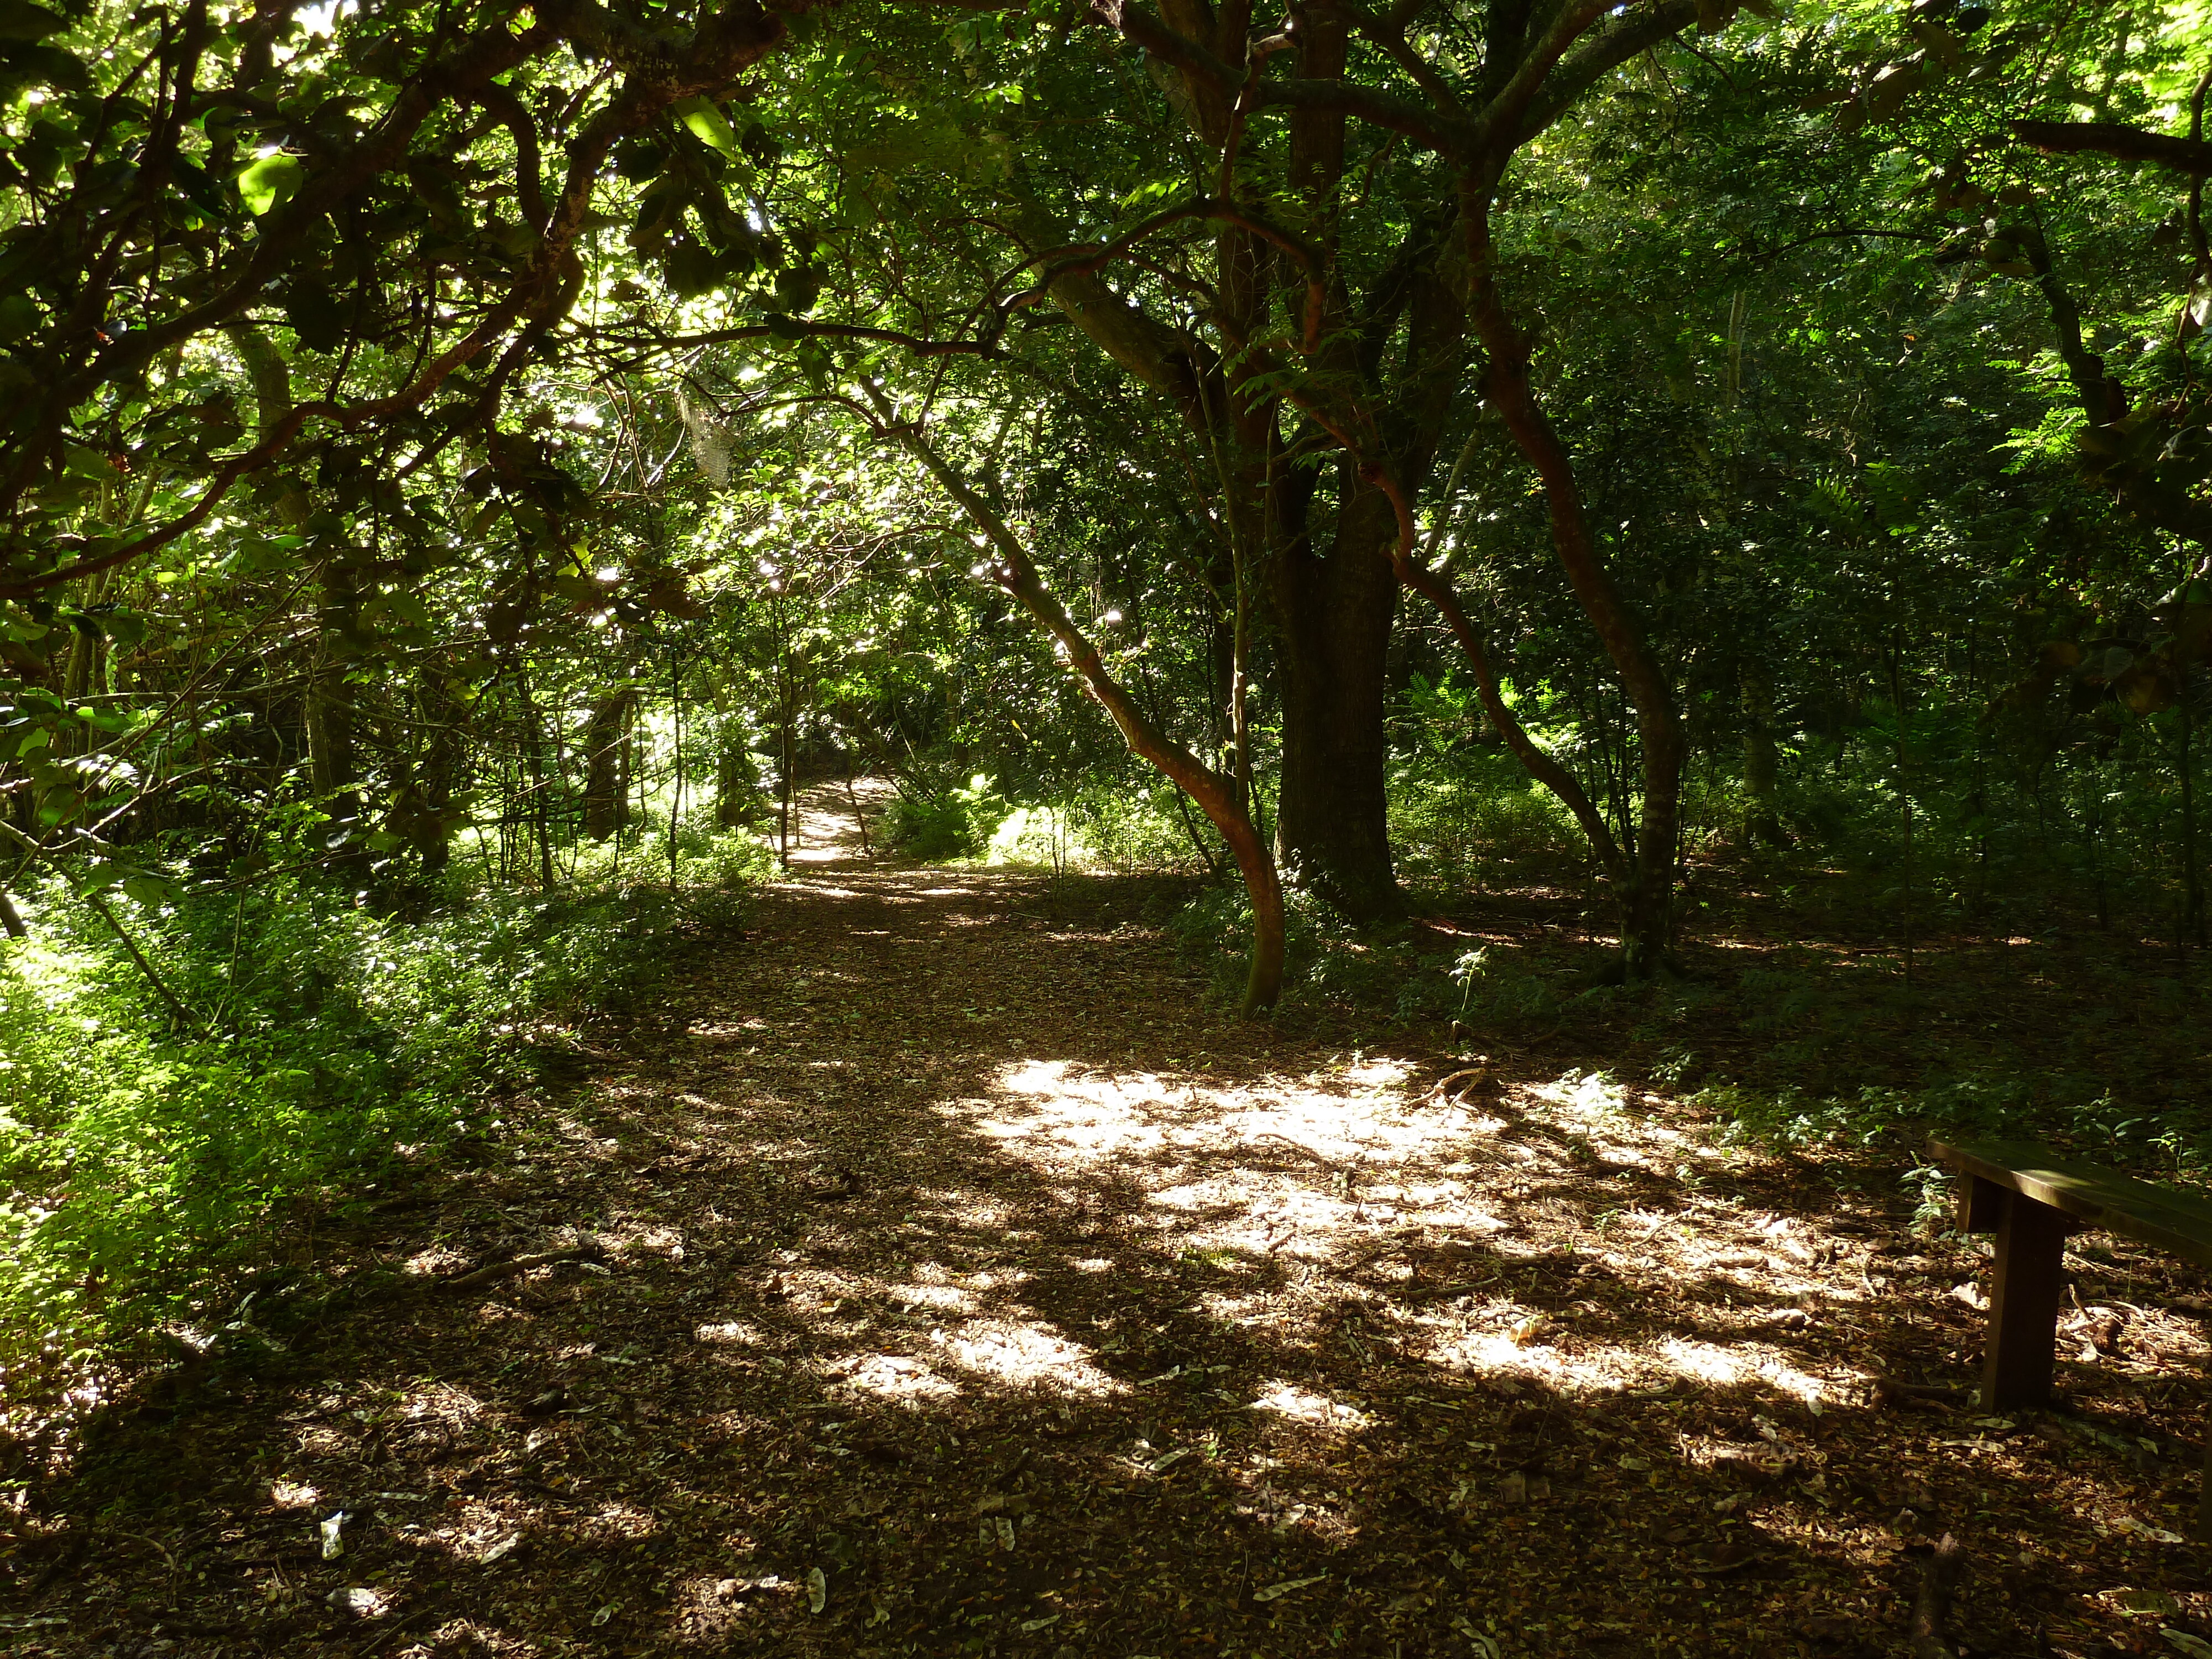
[
  {"x1": 1930, "y1": 1137, "x2": 2212, "y2": 1535},
  {"x1": 1933, "y1": 1137, "x2": 2212, "y2": 1406}
]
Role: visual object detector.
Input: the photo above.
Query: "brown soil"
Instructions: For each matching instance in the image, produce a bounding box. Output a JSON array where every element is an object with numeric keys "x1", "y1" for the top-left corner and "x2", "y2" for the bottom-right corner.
[{"x1": 4, "y1": 796, "x2": 2210, "y2": 1658}]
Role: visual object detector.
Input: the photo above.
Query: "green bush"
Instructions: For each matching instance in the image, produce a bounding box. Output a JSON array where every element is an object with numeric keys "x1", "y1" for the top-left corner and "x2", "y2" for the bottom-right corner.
[
  {"x1": 887, "y1": 774, "x2": 1005, "y2": 859},
  {"x1": 1390, "y1": 754, "x2": 1587, "y2": 890},
  {"x1": 1066, "y1": 778, "x2": 1222, "y2": 877},
  {"x1": 0, "y1": 833, "x2": 757, "y2": 1434}
]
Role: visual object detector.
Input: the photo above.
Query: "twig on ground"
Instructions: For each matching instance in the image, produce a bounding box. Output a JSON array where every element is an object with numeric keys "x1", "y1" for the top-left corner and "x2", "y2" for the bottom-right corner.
[
  {"x1": 359, "y1": 1600, "x2": 445, "y2": 1655},
  {"x1": 1426, "y1": 1066, "x2": 1495, "y2": 1102},
  {"x1": 439, "y1": 1244, "x2": 606, "y2": 1292},
  {"x1": 1876, "y1": 1379, "x2": 1969, "y2": 1410},
  {"x1": 1251, "y1": 1133, "x2": 1339, "y2": 1170},
  {"x1": 1909, "y1": 1532, "x2": 1965, "y2": 1658}
]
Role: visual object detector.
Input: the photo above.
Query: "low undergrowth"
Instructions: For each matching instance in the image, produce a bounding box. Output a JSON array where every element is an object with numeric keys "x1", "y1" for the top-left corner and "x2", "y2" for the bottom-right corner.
[
  {"x1": 1166, "y1": 834, "x2": 2211, "y2": 1189},
  {"x1": 0, "y1": 823, "x2": 765, "y2": 1453}
]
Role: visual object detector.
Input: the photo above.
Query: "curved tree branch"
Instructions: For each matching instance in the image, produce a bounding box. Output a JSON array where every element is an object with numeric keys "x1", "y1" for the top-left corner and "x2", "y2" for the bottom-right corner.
[{"x1": 2013, "y1": 118, "x2": 2212, "y2": 174}]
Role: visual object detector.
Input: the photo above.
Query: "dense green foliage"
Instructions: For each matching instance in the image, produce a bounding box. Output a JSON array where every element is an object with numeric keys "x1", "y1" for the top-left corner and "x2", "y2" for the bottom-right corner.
[{"x1": 0, "y1": 823, "x2": 759, "y2": 1426}]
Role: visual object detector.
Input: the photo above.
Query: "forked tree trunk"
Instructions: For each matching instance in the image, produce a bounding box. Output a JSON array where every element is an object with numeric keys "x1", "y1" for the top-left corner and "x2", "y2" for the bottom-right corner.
[
  {"x1": 1457, "y1": 179, "x2": 1689, "y2": 977},
  {"x1": 1021, "y1": 179, "x2": 1404, "y2": 931}
]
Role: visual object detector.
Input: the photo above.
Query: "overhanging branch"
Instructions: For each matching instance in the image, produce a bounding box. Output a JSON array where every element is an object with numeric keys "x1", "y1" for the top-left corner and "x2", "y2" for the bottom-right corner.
[{"x1": 2013, "y1": 118, "x2": 2212, "y2": 175}]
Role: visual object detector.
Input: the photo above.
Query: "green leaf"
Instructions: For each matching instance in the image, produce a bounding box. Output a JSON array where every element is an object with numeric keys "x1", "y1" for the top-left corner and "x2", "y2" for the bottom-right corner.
[
  {"x1": 120, "y1": 873, "x2": 178, "y2": 906},
  {"x1": 170, "y1": 155, "x2": 231, "y2": 221},
  {"x1": 236, "y1": 152, "x2": 304, "y2": 216},
  {"x1": 0, "y1": 2, "x2": 65, "y2": 41},
  {"x1": 0, "y1": 293, "x2": 39, "y2": 343},
  {"x1": 774, "y1": 264, "x2": 822, "y2": 315},
  {"x1": 673, "y1": 95, "x2": 742, "y2": 160},
  {"x1": 662, "y1": 241, "x2": 723, "y2": 298},
  {"x1": 61, "y1": 444, "x2": 117, "y2": 482},
  {"x1": 0, "y1": 40, "x2": 87, "y2": 92},
  {"x1": 282, "y1": 280, "x2": 348, "y2": 352},
  {"x1": 75, "y1": 862, "x2": 125, "y2": 898},
  {"x1": 1119, "y1": 178, "x2": 1192, "y2": 213}
]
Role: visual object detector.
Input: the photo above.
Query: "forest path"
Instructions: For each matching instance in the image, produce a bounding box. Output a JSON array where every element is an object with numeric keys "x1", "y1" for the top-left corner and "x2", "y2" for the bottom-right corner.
[
  {"x1": 781, "y1": 777, "x2": 897, "y2": 869},
  {"x1": 15, "y1": 820, "x2": 2210, "y2": 1657}
]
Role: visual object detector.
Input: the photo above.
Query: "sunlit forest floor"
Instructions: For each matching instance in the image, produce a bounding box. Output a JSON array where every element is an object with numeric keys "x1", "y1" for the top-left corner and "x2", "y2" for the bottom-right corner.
[{"x1": 7, "y1": 795, "x2": 2212, "y2": 1657}]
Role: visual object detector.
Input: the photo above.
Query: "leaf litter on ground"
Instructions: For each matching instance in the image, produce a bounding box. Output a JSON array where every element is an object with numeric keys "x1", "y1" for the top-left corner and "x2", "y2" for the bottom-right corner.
[{"x1": 2, "y1": 786, "x2": 2210, "y2": 1656}]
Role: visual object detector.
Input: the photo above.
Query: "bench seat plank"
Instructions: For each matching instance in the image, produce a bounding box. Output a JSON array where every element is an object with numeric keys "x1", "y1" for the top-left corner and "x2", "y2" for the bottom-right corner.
[{"x1": 1931, "y1": 1138, "x2": 2212, "y2": 1270}]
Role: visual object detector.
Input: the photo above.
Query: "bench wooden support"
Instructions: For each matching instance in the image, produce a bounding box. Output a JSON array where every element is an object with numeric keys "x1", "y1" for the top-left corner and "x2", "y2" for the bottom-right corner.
[
  {"x1": 1978, "y1": 1186, "x2": 2077, "y2": 1410},
  {"x1": 1932, "y1": 1137, "x2": 2212, "y2": 1540}
]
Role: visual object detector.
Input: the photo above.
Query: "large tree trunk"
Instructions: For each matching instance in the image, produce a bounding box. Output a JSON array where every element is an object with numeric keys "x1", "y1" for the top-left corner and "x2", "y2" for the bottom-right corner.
[
  {"x1": 1271, "y1": 482, "x2": 1401, "y2": 920},
  {"x1": 1260, "y1": 8, "x2": 1402, "y2": 924},
  {"x1": 582, "y1": 686, "x2": 634, "y2": 842}
]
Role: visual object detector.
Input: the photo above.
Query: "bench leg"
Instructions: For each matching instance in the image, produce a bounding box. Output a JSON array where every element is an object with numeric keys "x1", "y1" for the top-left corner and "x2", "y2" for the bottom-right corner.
[{"x1": 1980, "y1": 1190, "x2": 2071, "y2": 1412}]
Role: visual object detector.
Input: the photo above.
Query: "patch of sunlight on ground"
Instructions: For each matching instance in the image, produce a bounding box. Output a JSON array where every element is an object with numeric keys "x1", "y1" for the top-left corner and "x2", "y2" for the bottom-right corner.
[
  {"x1": 1250, "y1": 1382, "x2": 1374, "y2": 1430},
  {"x1": 580, "y1": 1500, "x2": 662, "y2": 1544},
  {"x1": 831, "y1": 1352, "x2": 959, "y2": 1402},
  {"x1": 888, "y1": 1282, "x2": 975, "y2": 1313},
  {"x1": 1662, "y1": 1338, "x2": 1754, "y2": 1387},
  {"x1": 936, "y1": 1318, "x2": 1121, "y2": 1395},
  {"x1": 993, "y1": 1057, "x2": 1498, "y2": 1175},
  {"x1": 715, "y1": 1042, "x2": 1882, "y2": 1422},
  {"x1": 695, "y1": 1321, "x2": 763, "y2": 1345},
  {"x1": 1342, "y1": 1058, "x2": 1410, "y2": 1089}
]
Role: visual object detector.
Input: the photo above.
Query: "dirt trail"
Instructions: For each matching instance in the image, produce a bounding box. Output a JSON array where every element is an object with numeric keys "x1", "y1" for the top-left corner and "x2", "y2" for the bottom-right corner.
[{"x1": 7, "y1": 792, "x2": 2210, "y2": 1657}]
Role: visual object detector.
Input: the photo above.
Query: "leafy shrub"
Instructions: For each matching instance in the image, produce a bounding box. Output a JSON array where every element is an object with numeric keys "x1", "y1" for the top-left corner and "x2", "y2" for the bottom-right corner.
[
  {"x1": 1066, "y1": 779, "x2": 1221, "y2": 877},
  {"x1": 887, "y1": 774, "x2": 1005, "y2": 860},
  {"x1": 0, "y1": 834, "x2": 757, "y2": 1438},
  {"x1": 1390, "y1": 754, "x2": 1585, "y2": 890}
]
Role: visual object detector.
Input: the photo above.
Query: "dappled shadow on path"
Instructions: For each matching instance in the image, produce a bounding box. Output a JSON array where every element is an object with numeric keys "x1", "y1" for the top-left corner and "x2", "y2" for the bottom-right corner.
[{"x1": 7, "y1": 859, "x2": 2212, "y2": 1657}]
